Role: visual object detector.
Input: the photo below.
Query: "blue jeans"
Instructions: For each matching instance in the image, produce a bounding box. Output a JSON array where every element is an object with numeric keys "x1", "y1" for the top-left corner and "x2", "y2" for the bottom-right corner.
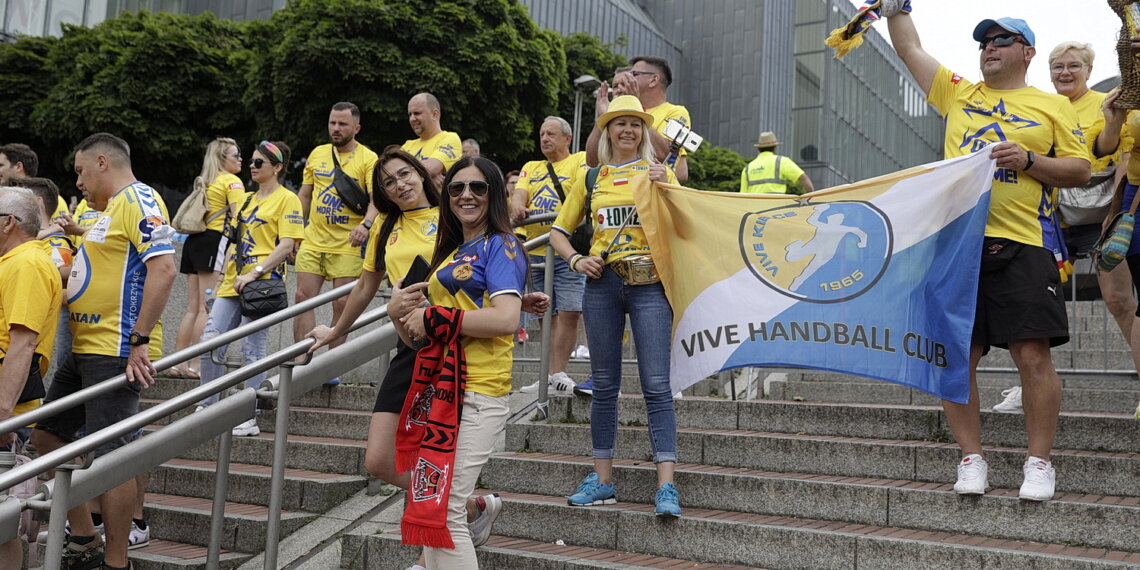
[
  {"x1": 198, "y1": 296, "x2": 269, "y2": 407},
  {"x1": 583, "y1": 266, "x2": 676, "y2": 463}
]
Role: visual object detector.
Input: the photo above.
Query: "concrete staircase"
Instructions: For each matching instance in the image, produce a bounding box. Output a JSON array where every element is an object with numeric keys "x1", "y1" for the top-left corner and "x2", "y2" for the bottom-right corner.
[{"x1": 339, "y1": 301, "x2": 1140, "y2": 569}]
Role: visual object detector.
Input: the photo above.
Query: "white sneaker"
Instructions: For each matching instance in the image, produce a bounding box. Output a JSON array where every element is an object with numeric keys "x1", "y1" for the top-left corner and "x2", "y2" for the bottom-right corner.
[
  {"x1": 571, "y1": 345, "x2": 590, "y2": 359},
  {"x1": 468, "y1": 493, "x2": 502, "y2": 547},
  {"x1": 1019, "y1": 456, "x2": 1056, "y2": 501},
  {"x1": 128, "y1": 520, "x2": 151, "y2": 549},
  {"x1": 549, "y1": 372, "x2": 577, "y2": 393},
  {"x1": 406, "y1": 565, "x2": 428, "y2": 570},
  {"x1": 518, "y1": 380, "x2": 542, "y2": 393},
  {"x1": 673, "y1": 392, "x2": 683, "y2": 400},
  {"x1": 992, "y1": 386, "x2": 1022, "y2": 413},
  {"x1": 232, "y1": 418, "x2": 260, "y2": 437},
  {"x1": 953, "y1": 454, "x2": 988, "y2": 495}
]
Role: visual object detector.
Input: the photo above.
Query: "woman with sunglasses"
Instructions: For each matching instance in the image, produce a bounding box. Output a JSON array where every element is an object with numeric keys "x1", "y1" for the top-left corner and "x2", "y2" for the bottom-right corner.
[
  {"x1": 388, "y1": 156, "x2": 528, "y2": 567},
  {"x1": 196, "y1": 141, "x2": 304, "y2": 437},
  {"x1": 547, "y1": 95, "x2": 681, "y2": 517},
  {"x1": 171, "y1": 138, "x2": 245, "y2": 379}
]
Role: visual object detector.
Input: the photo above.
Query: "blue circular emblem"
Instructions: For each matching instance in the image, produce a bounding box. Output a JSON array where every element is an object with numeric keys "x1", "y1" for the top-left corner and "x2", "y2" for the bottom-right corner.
[{"x1": 738, "y1": 200, "x2": 892, "y2": 303}]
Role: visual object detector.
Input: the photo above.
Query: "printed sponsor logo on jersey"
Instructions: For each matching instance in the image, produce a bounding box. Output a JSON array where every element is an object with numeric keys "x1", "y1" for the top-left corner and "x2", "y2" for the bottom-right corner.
[
  {"x1": 597, "y1": 205, "x2": 640, "y2": 229},
  {"x1": 229, "y1": 183, "x2": 243, "y2": 190},
  {"x1": 631, "y1": 165, "x2": 649, "y2": 171},
  {"x1": 951, "y1": 73, "x2": 963, "y2": 84},
  {"x1": 138, "y1": 216, "x2": 166, "y2": 242},
  {"x1": 86, "y1": 217, "x2": 112, "y2": 243},
  {"x1": 439, "y1": 144, "x2": 458, "y2": 160}
]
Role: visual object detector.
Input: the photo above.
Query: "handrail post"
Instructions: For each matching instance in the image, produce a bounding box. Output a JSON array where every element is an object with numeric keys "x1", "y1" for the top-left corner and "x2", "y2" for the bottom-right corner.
[
  {"x1": 207, "y1": 430, "x2": 234, "y2": 569},
  {"x1": 43, "y1": 466, "x2": 76, "y2": 570},
  {"x1": 535, "y1": 247, "x2": 556, "y2": 420},
  {"x1": 263, "y1": 362, "x2": 294, "y2": 569}
]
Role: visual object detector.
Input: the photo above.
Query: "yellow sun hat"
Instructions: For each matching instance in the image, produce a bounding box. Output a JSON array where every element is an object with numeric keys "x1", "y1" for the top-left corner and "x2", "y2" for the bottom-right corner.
[{"x1": 597, "y1": 95, "x2": 654, "y2": 130}]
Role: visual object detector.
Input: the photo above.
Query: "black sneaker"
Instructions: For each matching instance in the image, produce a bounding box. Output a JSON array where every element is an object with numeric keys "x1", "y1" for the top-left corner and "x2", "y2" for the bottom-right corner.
[{"x1": 61, "y1": 534, "x2": 105, "y2": 570}]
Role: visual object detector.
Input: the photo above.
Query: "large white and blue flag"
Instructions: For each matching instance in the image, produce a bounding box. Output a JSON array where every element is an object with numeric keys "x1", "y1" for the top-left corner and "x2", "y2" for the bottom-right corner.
[{"x1": 635, "y1": 151, "x2": 995, "y2": 404}]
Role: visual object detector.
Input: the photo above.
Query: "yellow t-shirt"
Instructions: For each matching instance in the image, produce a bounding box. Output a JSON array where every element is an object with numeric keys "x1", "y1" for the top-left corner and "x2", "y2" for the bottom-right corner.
[
  {"x1": 0, "y1": 240, "x2": 62, "y2": 379},
  {"x1": 52, "y1": 196, "x2": 68, "y2": 220},
  {"x1": 66, "y1": 182, "x2": 173, "y2": 358},
  {"x1": 426, "y1": 234, "x2": 527, "y2": 397},
  {"x1": 927, "y1": 66, "x2": 1090, "y2": 247},
  {"x1": 361, "y1": 206, "x2": 439, "y2": 283},
  {"x1": 553, "y1": 158, "x2": 677, "y2": 262},
  {"x1": 740, "y1": 151, "x2": 806, "y2": 194},
  {"x1": 402, "y1": 131, "x2": 462, "y2": 173},
  {"x1": 517, "y1": 152, "x2": 588, "y2": 255},
  {"x1": 206, "y1": 172, "x2": 246, "y2": 233},
  {"x1": 646, "y1": 101, "x2": 692, "y2": 156},
  {"x1": 301, "y1": 143, "x2": 379, "y2": 255},
  {"x1": 218, "y1": 188, "x2": 306, "y2": 298},
  {"x1": 1122, "y1": 111, "x2": 1140, "y2": 184}
]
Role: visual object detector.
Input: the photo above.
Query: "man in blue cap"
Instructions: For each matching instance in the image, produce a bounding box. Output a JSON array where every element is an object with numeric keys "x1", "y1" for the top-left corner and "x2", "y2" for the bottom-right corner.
[{"x1": 883, "y1": 11, "x2": 1091, "y2": 502}]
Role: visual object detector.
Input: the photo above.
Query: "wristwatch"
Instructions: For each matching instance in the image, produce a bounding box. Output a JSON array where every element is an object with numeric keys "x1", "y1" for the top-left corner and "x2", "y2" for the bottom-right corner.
[
  {"x1": 254, "y1": 265, "x2": 265, "y2": 276},
  {"x1": 128, "y1": 332, "x2": 150, "y2": 346},
  {"x1": 362, "y1": 219, "x2": 374, "y2": 230},
  {"x1": 1024, "y1": 150, "x2": 1036, "y2": 171}
]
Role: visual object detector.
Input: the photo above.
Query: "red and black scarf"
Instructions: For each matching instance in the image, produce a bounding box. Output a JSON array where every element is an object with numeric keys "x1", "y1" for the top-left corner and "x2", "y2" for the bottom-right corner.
[{"x1": 396, "y1": 306, "x2": 466, "y2": 548}]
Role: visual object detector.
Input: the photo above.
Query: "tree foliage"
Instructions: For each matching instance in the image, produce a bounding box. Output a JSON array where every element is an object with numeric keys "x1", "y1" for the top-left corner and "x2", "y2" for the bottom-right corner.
[
  {"x1": 554, "y1": 33, "x2": 628, "y2": 155},
  {"x1": 687, "y1": 144, "x2": 749, "y2": 193}
]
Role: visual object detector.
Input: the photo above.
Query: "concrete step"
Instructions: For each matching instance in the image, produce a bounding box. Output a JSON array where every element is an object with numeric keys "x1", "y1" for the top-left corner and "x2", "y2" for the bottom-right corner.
[
  {"x1": 126, "y1": 540, "x2": 250, "y2": 569},
  {"x1": 979, "y1": 348, "x2": 1136, "y2": 371},
  {"x1": 506, "y1": 423, "x2": 1140, "y2": 497},
  {"x1": 143, "y1": 493, "x2": 315, "y2": 553},
  {"x1": 349, "y1": 490, "x2": 1140, "y2": 569},
  {"x1": 258, "y1": 406, "x2": 372, "y2": 440},
  {"x1": 767, "y1": 378, "x2": 1140, "y2": 414},
  {"x1": 547, "y1": 395, "x2": 1140, "y2": 453},
  {"x1": 342, "y1": 530, "x2": 764, "y2": 569},
  {"x1": 484, "y1": 454, "x2": 1140, "y2": 552},
  {"x1": 148, "y1": 426, "x2": 366, "y2": 474},
  {"x1": 148, "y1": 458, "x2": 366, "y2": 511}
]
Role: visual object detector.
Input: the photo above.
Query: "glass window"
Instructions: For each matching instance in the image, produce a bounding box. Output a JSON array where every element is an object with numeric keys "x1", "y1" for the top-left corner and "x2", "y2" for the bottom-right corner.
[
  {"x1": 48, "y1": 0, "x2": 84, "y2": 35},
  {"x1": 85, "y1": 0, "x2": 110, "y2": 25},
  {"x1": 7, "y1": 0, "x2": 48, "y2": 36}
]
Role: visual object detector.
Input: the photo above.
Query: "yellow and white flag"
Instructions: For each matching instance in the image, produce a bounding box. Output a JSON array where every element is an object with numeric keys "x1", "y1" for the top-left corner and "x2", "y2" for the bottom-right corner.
[{"x1": 635, "y1": 151, "x2": 996, "y2": 404}]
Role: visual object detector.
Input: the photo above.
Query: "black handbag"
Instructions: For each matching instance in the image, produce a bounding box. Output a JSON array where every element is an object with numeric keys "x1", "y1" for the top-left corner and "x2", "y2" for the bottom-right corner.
[
  {"x1": 547, "y1": 162, "x2": 597, "y2": 256},
  {"x1": 331, "y1": 148, "x2": 370, "y2": 215},
  {"x1": 230, "y1": 192, "x2": 289, "y2": 319}
]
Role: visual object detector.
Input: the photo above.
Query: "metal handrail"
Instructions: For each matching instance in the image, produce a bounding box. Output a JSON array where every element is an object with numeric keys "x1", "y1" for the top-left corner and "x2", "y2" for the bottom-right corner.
[{"x1": 0, "y1": 280, "x2": 358, "y2": 436}]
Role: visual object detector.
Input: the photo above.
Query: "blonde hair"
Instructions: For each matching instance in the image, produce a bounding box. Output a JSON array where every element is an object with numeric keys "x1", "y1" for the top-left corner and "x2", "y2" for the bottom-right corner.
[
  {"x1": 1049, "y1": 41, "x2": 1094, "y2": 67},
  {"x1": 199, "y1": 137, "x2": 238, "y2": 184},
  {"x1": 597, "y1": 117, "x2": 655, "y2": 165}
]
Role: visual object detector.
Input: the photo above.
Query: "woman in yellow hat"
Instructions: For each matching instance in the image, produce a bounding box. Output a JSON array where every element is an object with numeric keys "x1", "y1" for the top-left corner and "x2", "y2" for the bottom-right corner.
[{"x1": 549, "y1": 94, "x2": 682, "y2": 516}]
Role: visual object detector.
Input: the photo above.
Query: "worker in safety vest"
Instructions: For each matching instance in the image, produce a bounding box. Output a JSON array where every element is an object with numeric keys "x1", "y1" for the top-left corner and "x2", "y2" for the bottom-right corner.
[{"x1": 740, "y1": 131, "x2": 815, "y2": 195}]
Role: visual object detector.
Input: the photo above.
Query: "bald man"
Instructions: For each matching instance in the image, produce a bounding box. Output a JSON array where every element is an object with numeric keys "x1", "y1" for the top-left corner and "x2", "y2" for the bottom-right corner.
[{"x1": 401, "y1": 93, "x2": 462, "y2": 186}]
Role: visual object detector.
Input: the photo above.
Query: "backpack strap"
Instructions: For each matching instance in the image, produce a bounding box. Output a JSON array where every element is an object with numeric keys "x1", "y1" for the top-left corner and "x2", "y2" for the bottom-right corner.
[{"x1": 583, "y1": 166, "x2": 601, "y2": 224}]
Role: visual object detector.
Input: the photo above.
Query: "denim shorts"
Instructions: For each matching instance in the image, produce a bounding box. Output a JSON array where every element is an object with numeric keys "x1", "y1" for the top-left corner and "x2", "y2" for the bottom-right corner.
[
  {"x1": 529, "y1": 254, "x2": 585, "y2": 313},
  {"x1": 35, "y1": 353, "x2": 141, "y2": 458}
]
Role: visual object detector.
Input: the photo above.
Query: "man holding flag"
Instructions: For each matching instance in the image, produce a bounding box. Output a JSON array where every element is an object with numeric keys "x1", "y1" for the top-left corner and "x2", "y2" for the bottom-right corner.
[{"x1": 885, "y1": 10, "x2": 1090, "y2": 501}]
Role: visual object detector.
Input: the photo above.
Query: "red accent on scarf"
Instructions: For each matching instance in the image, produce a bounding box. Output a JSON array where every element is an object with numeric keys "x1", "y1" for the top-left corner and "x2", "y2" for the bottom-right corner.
[{"x1": 396, "y1": 306, "x2": 466, "y2": 548}]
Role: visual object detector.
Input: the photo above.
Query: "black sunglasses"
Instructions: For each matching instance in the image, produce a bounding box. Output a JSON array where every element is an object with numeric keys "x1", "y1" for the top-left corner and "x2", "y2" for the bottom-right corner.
[
  {"x1": 250, "y1": 158, "x2": 268, "y2": 168},
  {"x1": 979, "y1": 33, "x2": 1025, "y2": 50},
  {"x1": 446, "y1": 180, "x2": 490, "y2": 198}
]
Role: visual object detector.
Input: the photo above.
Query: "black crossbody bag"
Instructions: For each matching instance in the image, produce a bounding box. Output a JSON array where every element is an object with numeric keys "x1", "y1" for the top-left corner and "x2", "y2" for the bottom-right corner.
[
  {"x1": 331, "y1": 148, "x2": 370, "y2": 215},
  {"x1": 230, "y1": 192, "x2": 289, "y2": 319},
  {"x1": 546, "y1": 162, "x2": 598, "y2": 256}
]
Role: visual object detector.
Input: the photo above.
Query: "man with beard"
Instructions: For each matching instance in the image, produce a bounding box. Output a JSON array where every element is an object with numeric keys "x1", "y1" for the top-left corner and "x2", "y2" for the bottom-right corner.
[
  {"x1": 294, "y1": 102, "x2": 379, "y2": 375},
  {"x1": 401, "y1": 93, "x2": 461, "y2": 187},
  {"x1": 885, "y1": 13, "x2": 1090, "y2": 501}
]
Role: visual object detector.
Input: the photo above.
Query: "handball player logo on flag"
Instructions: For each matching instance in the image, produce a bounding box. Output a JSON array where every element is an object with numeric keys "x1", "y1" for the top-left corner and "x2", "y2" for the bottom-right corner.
[{"x1": 634, "y1": 150, "x2": 996, "y2": 404}]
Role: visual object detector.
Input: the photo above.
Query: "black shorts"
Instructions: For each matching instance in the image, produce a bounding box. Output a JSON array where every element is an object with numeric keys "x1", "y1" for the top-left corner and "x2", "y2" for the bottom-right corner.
[
  {"x1": 1061, "y1": 224, "x2": 1101, "y2": 259},
  {"x1": 180, "y1": 229, "x2": 225, "y2": 274},
  {"x1": 973, "y1": 242, "x2": 1069, "y2": 351},
  {"x1": 372, "y1": 340, "x2": 417, "y2": 413},
  {"x1": 35, "y1": 354, "x2": 141, "y2": 458}
]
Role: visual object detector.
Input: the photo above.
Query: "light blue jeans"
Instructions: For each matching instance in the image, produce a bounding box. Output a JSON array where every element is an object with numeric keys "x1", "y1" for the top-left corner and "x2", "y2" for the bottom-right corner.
[
  {"x1": 198, "y1": 296, "x2": 268, "y2": 407},
  {"x1": 583, "y1": 266, "x2": 677, "y2": 463}
]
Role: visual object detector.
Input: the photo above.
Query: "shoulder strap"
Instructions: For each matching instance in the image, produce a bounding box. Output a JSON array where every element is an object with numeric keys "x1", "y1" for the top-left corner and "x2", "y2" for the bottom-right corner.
[
  {"x1": 546, "y1": 162, "x2": 565, "y2": 202},
  {"x1": 583, "y1": 166, "x2": 601, "y2": 221},
  {"x1": 1128, "y1": 178, "x2": 1140, "y2": 215},
  {"x1": 232, "y1": 192, "x2": 257, "y2": 274},
  {"x1": 330, "y1": 146, "x2": 341, "y2": 170},
  {"x1": 205, "y1": 207, "x2": 227, "y2": 224}
]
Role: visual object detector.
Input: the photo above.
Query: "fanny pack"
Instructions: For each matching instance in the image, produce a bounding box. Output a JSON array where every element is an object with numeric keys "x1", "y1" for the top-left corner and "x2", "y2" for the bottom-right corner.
[{"x1": 609, "y1": 254, "x2": 660, "y2": 285}]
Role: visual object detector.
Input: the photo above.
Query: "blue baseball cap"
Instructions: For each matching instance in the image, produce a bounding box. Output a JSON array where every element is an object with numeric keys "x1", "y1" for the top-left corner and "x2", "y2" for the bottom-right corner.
[{"x1": 972, "y1": 17, "x2": 1035, "y2": 46}]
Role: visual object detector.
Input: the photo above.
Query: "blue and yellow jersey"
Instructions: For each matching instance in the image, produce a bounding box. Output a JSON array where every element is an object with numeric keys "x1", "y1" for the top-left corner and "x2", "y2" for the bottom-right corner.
[
  {"x1": 71, "y1": 199, "x2": 102, "y2": 249},
  {"x1": 517, "y1": 153, "x2": 588, "y2": 255},
  {"x1": 41, "y1": 232, "x2": 74, "y2": 270},
  {"x1": 427, "y1": 233, "x2": 527, "y2": 397},
  {"x1": 553, "y1": 158, "x2": 677, "y2": 262},
  {"x1": 928, "y1": 66, "x2": 1090, "y2": 248},
  {"x1": 402, "y1": 131, "x2": 462, "y2": 173},
  {"x1": 52, "y1": 196, "x2": 68, "y2": 220},
  {"x1": 218, "y1": 188, "x2": 305, "y2": 298},
  {"x1": 66, "y1": 182, "x2": 174, "y2": 358},
  {"x1": 362, "y1": 206, "x2": 438, "y2": 283},
  {"x1": 206, "y1": 171, "x2": 246, "y2": 233},
  {"x1": 301, "y1": 143, "x2": 378, "y2": 255},
  {"x1": 646, "y1": 101, "x2": 691, "y2": 156},
  {"x1": 0, "y1": 240, "x2": 62, "y2": 378}
]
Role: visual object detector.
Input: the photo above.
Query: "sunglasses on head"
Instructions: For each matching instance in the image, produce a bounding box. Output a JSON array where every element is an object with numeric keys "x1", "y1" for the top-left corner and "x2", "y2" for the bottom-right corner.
[
  {"x1": 446, "y1": 180, "x2": 490, "y2": 198},
  {"x1": 979, "y1": 33, "x2": 1025, "y2": 50}
]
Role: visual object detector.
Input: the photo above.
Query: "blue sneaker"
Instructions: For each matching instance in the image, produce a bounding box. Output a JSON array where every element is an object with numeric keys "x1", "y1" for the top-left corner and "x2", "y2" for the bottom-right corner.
[
  {"x1": 567, "y1": 472, "x2": 616, "y2": 506},
  {"x1": 573, "y1": 376, "x2": 595, "y2": 397},
  {"x1": 654, "y1": 482, "x2": 681, "y2": 517},
  {"x1": 324, "y1": 377, "x2": 341, "y2": 386}
]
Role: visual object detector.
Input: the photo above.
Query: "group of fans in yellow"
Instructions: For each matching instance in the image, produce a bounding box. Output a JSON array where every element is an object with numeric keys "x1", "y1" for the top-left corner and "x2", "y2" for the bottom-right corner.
[{"x1": 2, "y1": 2, "x2": 1140, "y2": 566}]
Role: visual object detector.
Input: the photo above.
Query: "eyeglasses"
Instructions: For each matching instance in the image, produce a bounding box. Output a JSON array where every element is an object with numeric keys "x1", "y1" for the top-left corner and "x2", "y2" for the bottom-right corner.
[
  {"x1": 382, "y1": 167, "x2": 417, "y2": 190},
  {"x1": 446, "y1": 180, "x2": 490, "y2": 198},
  {"x1": 630, "y1": 70, "x2": 657, "y2": 78},
  {"x1": 250, "y1": 158, "x2": 268, "y2": 168},
  {"x1": 979, "y1": 34, "x2": 1026, "y2": 50},
  {"x1": 0, "y1": 213, "x2": 22, "y2": 222},
  {"x1": 229, "y1": 152, "x2": 242, "y2": 160},
  {"x1": 1050, "y1": 62, "x2": 1086, "y2": 74}
]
